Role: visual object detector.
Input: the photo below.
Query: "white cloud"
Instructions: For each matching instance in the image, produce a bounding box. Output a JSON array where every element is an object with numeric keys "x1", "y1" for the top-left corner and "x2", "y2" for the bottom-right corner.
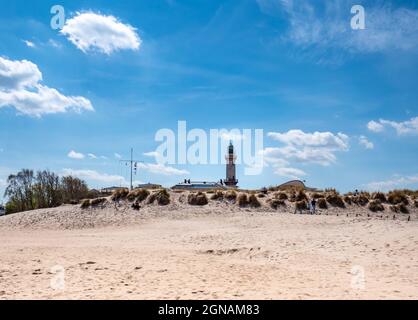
[
  {"x1": 368, "y1": 116, "x2": 418, "y2": 135},
  {"x1": 68, "y1": 150, "x2": 85, "y2": 160},
  {"x1": 359, "y1": 136, "x2": 374, "y2": 149},
  {"x1": 138, "y1": 163, "x2": 189, "y2": 176},
  {"x1": 87, "y1": 153, "x2": 97, "y2": 159},
  {"x1": 143, "y1": 151, "x2": 159, "y2": 158},
  {"x1": 274, "y1": 167, "x2": 307, "y2": 180},
  {"x1": 257, "y1": 0, "x2": 418, "y2": 56},
  {"x1": 62, "y1": 168, "x2": 125, "y2": 184},
  {"x1": 61, "y1": 12, "x2": 141, "y2": 55},
  {"x1": 0, "y1": 178, "x2": 6, "y2": 187},
  {"x1": 220, "y1": 132, "x2": 245, "y2": 141},
  {"x1": 23, "y1": 40, "x2": 36, "y2": 48},
  {"x1": 266, "y1": 129, "x2": 349, "y2": 166},
  {"x1": 367, "y1": 120, "x2": 384, "y2": 133},
  {"x1": 114, "y1": 153, "x2": 122, "y2": 159},
  {"x1": 365, "y1": 174, "x2": 418, "y2": 191},
  {"x1": 0, "y1": 56, "x2": 93, "y2": 117}
]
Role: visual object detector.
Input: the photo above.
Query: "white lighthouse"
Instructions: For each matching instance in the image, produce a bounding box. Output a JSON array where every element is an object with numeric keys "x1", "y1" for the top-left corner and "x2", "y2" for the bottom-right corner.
[{"x1": 224, "y1": 141, "x2": 238, "y2": 187}]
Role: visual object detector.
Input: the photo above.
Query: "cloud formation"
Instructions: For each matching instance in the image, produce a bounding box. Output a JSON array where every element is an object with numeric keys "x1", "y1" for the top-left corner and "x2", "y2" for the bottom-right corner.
[
  {"x1": 359, "y1": 136, "x2": 374, "y2": 149},
  {"x1": 62, "y1": 168, "x2": 124, "y2": 184},
  {"x1": 266, "y1": 129, "x2": 349, "y2": 166},
  {"x1": 68, "y1": 150, "x2": 85, "y2": 160},
  {"x1": 61, "y1": 12, "x2": 141, "y2": 55},
  {"x1": 138, "y1": 163, "x2": 189, "y2": 176},
  {"x1": 368, "y1": 116, "x2": 418, "y2": 135},
  {"x1": 0, "y1": 57, "x2": 93, "y2": 117},
  {"x1": 257, "y1": 0, "x2": 418, "y2": 56},
  {"x1": 274, "y1": 167, "x2": 307, "y2": 180},
  {"x1": 365, "y1": 174, "x2": 418, "y2": 191}
]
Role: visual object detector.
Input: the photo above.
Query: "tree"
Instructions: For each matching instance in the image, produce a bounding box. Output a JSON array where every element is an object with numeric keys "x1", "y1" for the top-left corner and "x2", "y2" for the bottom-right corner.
[
  {"x1": 60, "y1": 175, "x2": 89, "y2": 203},
  {"x1": 4, "y1": 169, "x2": 35, "y2": 213}
]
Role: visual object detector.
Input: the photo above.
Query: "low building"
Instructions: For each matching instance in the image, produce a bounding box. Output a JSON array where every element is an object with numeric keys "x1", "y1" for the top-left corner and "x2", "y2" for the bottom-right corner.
[
  {"x1": 172, "y1": 181, "x2": 227, "y2": 191},
  {"x1": 100, "y1": 186, "x2": 125, "y2": 194},
  {"x1": 136, "y1": 183, "x2": 162, "y2": 190}
]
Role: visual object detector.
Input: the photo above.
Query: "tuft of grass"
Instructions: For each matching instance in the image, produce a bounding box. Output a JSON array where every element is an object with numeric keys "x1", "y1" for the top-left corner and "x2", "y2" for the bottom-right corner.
[
  {"x1": 238, "y1": 193, "x2": 248, "y2": 207},
  {"x1": 372, "y1": 192, "x2": 387, "y2": 203},
  {"x1": 257, "y1": 193, "x2": 266, "y2": 198},
  {"x1": 326, "y1": 194, "x2": 345, "y2": 208},
  {"x1": 188, "y1": 192, "x2": 208, "y2": 206},
  {"x1": 270, "y1": 199, "x2": 285, "y2": 210},
  {"x1": 210, "y1": 191, "x2": 224, "y2": 201},
  {"x1": 90, "y1": 198, "x2": 107, "y2": 207},
  {"x1": 148, "y1": 189, "x2": 170, "y2": 206},
  {"x1": 415, "y1": 200, "x2": 418, "y2": 208},
  {"x1": 296, "y1": 190, "x2": 308, "y2": 202},
  {"x1": 225, "y1": 190, "x2": 237, "y2": 202},
  {"x1": 80, "y1": 199, "x2": 91, "y2": 209},
  {"x1": 111, "y1": 188, "x2": 129, "y2": 201},
  {"x1": 388, "y1": 190, "x2": 409, "y2": 205},
  {"x1": 399, "y1": 204, "x2": 409, "y2": 214},
  {"x1": 275, "y1": 192, "x2": 288, "y2": 200},
  {"x1": 390, "y1": 204, "x2": 409, "y2": 214},
  {"x1": 343, "y1": 196, "x2": 352, "y2": 205},
  {"x1": 352, "y1": 195, "x2": 369, "y2": 206},
  {"x1": 248, "y1": 194, "x2": 261, "y2": 208},
  {"x1": 127, "y1": 189, "x2": 149, "y2": 202},
  {"x1": 295, "y1": 200, "x2": 308, "y2": 211},
  {"x1": 312, "y1": 193, "x2": 325, "y2": 199},
  {"x1": 368, "y1": 200, "x2": 384, "y2": 212},
  {"x1": 317, "y1": 198, "x2": 327, "y2": 209}
]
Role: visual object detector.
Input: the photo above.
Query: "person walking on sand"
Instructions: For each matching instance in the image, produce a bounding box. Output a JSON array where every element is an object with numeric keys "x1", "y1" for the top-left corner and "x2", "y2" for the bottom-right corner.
[{"x1": 310, "y1": 198, "x2": 317, "y2": 215}]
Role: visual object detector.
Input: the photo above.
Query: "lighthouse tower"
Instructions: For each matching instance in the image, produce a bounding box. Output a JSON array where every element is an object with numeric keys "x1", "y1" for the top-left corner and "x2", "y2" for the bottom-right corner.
[{"x1": 224, "y1": 141, "x2": 238, "y2": 187}]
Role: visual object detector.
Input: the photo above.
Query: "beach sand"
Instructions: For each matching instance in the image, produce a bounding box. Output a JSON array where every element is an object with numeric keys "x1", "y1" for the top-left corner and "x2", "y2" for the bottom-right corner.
[{"x1": 0, "y1": 193, "x2": 417, "y2": 300}]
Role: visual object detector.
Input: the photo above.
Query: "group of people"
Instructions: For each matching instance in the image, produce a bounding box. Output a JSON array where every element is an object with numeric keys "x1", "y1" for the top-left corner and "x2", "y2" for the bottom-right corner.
[{"x1": 294, "y1": 198, "x2": 317, "y2": 215}]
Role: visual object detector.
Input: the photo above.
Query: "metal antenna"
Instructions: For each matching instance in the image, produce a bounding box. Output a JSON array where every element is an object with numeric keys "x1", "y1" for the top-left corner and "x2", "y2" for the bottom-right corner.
[{"x1": 119, "y1": 148, "x2": 144, "y2": 190}]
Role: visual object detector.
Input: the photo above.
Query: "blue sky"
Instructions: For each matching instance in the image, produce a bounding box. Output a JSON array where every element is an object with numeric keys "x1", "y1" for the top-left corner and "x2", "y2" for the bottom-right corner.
[{"x1": 1, "y1": 0, "x2": 418, "y2": 200}]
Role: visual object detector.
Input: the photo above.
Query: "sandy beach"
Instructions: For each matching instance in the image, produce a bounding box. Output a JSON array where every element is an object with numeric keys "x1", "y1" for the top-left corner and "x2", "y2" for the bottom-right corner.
[{"x1": 1, "y1": 191, "x2": 417, "y2": 300}]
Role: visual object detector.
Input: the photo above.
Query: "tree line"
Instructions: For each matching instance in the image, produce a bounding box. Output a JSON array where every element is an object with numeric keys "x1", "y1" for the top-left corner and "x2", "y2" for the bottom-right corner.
[{"x1": 3, "y1": 169, "x2": 98, "y2": 214}]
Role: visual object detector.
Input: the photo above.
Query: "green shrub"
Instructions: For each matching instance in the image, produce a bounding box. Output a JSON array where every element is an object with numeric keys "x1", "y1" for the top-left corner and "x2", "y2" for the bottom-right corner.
[
  {"x1": 352, "y1": 195, "x2": 369, "y2": 206},
  {"x1": 296, "y1": 190, "x2": 308, "y2": 202},
  {"x1": 388, "y1": 190, "x2": 409, "y2": 205},
  {"x1": 148, "y1": 189, "x2": 170, "y2": 205},
  {"x1": 318, "y1": 198, "x2": 327, "y2": 209},
  {"x1": 372, "y1": 192, "x2": 387, "y2": 203},
  {"x1": 368, "y1": 200, "x2": 384, "y2": 212},
  {"x1": 80, "y1": 199, "x2": 91, "y2": 209},
  {"x1": 90, "y1": 198, "x2": 107, "y2": 207},
  {"x1": 111, "y1": 188, "x2": 129, "y2": 201},
  {"x1": 188, "y1": 192, "x2": 208, "y2": 206},
  {"x1": 343, "y1": 196, "x2": 352, "y2": 205},
  {"x1": 238, "y1": 193, "x2": 248, "y2": 207},
  {"x1": 398, "y1": 204, "x2": 409, "y2": 214},
  {"x1": 127, "y1": 188, "x2": 149, "y2": 202},
  {"x1": 210, "y1": 191, "x2": 224, "y2": 201},
  {"x1": 248, "y1": 194, "x2": 261, "y2": 208},
  {"x1": 326, "y1": 194, "x2": 345, "y2": 208},
  {"x1": 270, "y1": 199, "x2": 285, "y2": 210},
  {"x1": 275, "y1": 192, "x2": 288, "y2": 200},
  {"x1": 295, "y1": 200, "x2": 308, "y2": 211},
  {"x1": 225, "y1": 190, "x2": 237, "y2": 202}
]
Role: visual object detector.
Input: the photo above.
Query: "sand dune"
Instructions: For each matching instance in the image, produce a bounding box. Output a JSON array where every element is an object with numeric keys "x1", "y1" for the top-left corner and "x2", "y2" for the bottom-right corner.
[{"x1": 0, "y1": 192, "x2": 417, "y2": 299}]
